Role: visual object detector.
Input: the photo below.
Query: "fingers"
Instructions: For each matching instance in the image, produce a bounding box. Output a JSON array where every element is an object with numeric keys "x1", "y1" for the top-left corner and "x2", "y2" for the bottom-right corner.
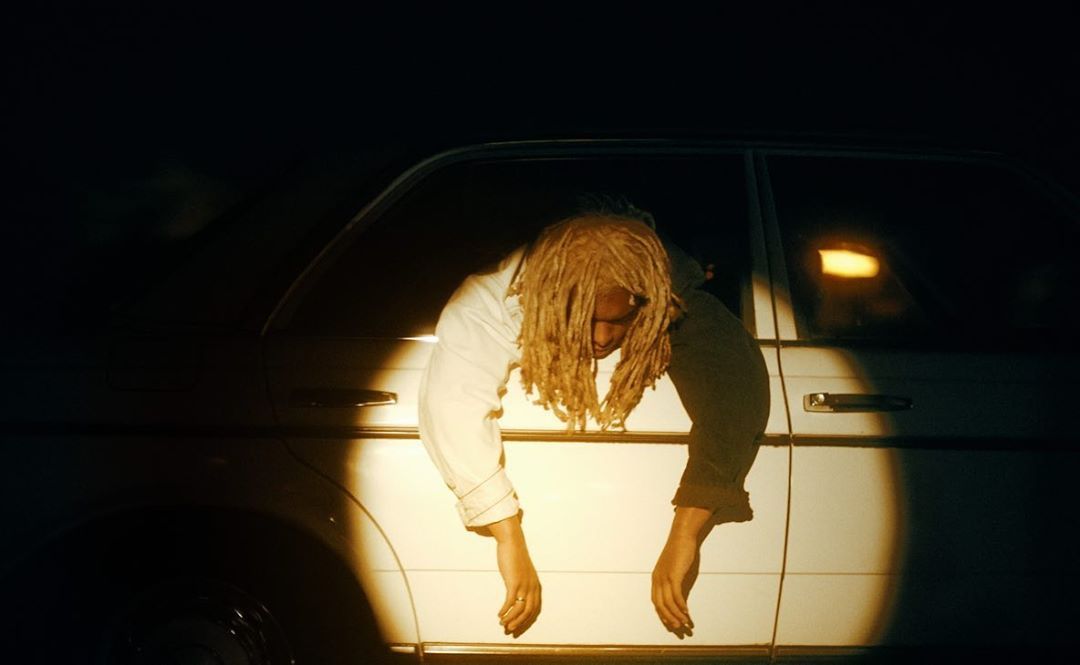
[
  {"x1": 493, "y1": 537, "x2": 541, "y2": 637},
  {"x1": 497, "y1": 591, "x2": 518, "y2": 623},
  {"x1": 661, "y1": 583, "x2": 691, "y2": 627},
  {"x1": 671, "y1": 582, "x2": 691, "y2": 621},
  {"x1": 498, "y1": 590, "x2": 524, "y2": 629},
  {"x1": 498, "y1": 584, "x2": 541, "y2": 636},
  {"x1": 508, "y1": 589, "x2": 540, "y2": 636},
  {"x1": 652, "y1": 577, "x2": 692, "y2": 632},
  {"x1": 651, "y1": 580, "x2": 677, "y2": 629}
]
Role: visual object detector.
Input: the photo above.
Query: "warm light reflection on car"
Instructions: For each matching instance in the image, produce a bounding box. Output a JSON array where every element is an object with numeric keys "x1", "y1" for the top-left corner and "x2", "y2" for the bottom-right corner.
[
  {"x1": 763, "y1": 288, "x2": 905, "y2": 649},
  {"x1": 342, "y1": 334, "x2": 906, "y2": 653}
]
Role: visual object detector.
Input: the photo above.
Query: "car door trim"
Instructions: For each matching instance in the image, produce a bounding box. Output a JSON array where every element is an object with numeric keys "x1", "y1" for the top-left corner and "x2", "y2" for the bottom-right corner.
[
  {"x1": 789, "y1": 434, "x2": 1078, "y2": 452},
  {"x1": 280, "y1": 426, "x2": 793, "y2": 447},
  {"x1": 0, "y1": 422, "x2": 788, "y2": 446},
  {"x1": 8, "y1": 423, "x2": 1069, "y2": 451},
  {"x1": 420, "y1": 642, "x2": 771, "y2": 660}
]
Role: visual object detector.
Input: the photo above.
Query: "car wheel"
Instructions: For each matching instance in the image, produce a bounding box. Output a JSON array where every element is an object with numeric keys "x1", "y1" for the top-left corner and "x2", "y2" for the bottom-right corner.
[
  {"x1": 100, "y1": 577, "x2": 294, "y2": 665},
  {"x1": 1, "y1": 510, "x2": 388, "y2": 665}
]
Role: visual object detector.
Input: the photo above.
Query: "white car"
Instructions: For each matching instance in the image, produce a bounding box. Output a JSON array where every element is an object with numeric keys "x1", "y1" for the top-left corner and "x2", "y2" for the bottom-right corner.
[{"x1": 2, "y1": 139, "x2": 1077, "y2": 664}]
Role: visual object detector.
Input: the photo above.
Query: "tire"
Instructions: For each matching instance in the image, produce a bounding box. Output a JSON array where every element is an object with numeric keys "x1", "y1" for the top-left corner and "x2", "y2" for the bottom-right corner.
[
  {"x1": 0, "y1": 509, "x2": 389, "y2": 665},
  {"x1": 99, "y1": 576, "x2": 295, "y2": 664}
]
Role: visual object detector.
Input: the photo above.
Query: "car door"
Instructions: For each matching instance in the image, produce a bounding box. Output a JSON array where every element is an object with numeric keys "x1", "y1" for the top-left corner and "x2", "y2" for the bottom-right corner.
[
  {"x1": 761, "y1": 150, "x2": 1080, "y2": 660},
  {"x1": 263, "y1": 144, "x2": 791, "y2": 660}
]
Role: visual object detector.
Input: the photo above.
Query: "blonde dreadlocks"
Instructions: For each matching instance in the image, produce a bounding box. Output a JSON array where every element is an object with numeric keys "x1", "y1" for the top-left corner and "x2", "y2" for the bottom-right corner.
[{"x1": 510, "y1": 214, "x2": 681, "y2": 432}]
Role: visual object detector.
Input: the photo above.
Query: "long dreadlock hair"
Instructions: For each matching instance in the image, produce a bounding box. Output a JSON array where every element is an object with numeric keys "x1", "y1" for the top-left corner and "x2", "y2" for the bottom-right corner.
[{"x1": 509, "y1": 207, "x2": 681, "y2": 432}]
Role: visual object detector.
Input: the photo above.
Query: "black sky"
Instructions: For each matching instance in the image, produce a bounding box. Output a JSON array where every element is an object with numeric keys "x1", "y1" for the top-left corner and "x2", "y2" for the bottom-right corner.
[{"x1": 5, "y1": 4, "x2": 1080, "y2": 200}]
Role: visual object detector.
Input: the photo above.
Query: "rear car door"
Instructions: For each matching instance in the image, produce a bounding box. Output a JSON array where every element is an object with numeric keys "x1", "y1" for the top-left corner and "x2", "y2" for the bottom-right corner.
[
  {"x1": 263, "y1": 144, "x2": 790, "y2": 660},
  {"x1": 761, "y1": 150, "x2": 1080, "y2": 660}
]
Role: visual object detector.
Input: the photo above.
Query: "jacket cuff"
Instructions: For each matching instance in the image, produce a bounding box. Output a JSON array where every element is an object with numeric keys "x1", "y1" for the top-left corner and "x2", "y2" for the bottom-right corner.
[
  {"x1": 672, "y1": 483, "x2": 753, "y2": 524},
  {"x1": 456, "y1": 469, "x2": 520, "y2": 527}
]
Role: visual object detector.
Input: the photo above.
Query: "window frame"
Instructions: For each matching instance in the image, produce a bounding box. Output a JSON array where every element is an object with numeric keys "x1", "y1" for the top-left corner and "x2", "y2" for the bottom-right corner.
[{"x1": 263, "y1": 141, "x2": 774, "y2": 340}]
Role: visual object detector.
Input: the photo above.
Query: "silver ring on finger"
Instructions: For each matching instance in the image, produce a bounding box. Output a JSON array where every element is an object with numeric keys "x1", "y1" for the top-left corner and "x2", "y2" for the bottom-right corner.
[{"x1": 515, "y1": 597, "x2": 525, "y2": 602}]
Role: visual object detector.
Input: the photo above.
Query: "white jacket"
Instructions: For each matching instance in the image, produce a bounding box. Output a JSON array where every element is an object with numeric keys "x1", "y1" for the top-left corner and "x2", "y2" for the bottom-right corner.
[{"x1": 418, "y1": 248, "x2": 527, "y2": 527}]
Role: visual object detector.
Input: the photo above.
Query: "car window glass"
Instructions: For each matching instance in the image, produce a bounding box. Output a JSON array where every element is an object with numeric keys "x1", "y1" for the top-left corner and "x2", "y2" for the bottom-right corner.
[
  {"x1": 284, "y1": 156, "x2": 751, "y2": 338},
  {"x1": 768, "y1": 155, "x2": 1080, "y2": 346}
]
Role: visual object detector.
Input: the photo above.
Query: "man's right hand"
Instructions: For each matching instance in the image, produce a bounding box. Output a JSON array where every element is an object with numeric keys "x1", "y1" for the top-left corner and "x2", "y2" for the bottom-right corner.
[{"x1": 488, "y1": 513, "x2": 541, "y2": 636}]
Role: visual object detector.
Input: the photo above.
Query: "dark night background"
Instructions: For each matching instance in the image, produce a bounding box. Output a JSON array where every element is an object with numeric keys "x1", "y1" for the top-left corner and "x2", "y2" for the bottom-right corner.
[
  {"x1": 2, "y1": 5, "x2": 1079, "y2": 662},
  {"x1": 5, "y1": 4, "x2": 1080, "y2": 228},
  {"x1": 2, "y1": 3, "x2": 1079, "y2": 335}
]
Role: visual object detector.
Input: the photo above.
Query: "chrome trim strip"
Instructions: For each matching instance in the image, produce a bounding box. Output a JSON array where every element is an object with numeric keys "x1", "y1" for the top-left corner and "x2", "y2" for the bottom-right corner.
[
  {"x1": 744, "y1": 149, "x2": 774, "y2": 341},
  {"x1": 421, "y1": 642, "x2": 770, "y2": 659},
  {"x1": 503, "y1": 429, "x2": 691, "y2": 444},
  {"x1": 755, "y1": 146, "x2": 1002, "y2": 161},
  {"x1": 285, "y1": 426, "x2": 792, "y2": 447},
  {"x1": 285, "y1": 425, "x2": 702, "y2": 443},
  {"x1": 387, "y1": 644, "x2": 416, "y2": 655},
  {"x1": 11, "y1": 422, "x2": 1074, "y2": 451},
  {"x1": 755, "y1": 147, "x2": 798, "y2": 342},
  {"x1": 771, "y1": 645, "x2": 1071, "y2": 661},
  {"x1": 773, "y1": 646, "x2": 874, "y2": 660},
  {"x1": 0, "y1": 422, "x2": 788, "y2": 446},
  {"x1": 790, "y1": 434, "x2": 1077, "y2": 451}
]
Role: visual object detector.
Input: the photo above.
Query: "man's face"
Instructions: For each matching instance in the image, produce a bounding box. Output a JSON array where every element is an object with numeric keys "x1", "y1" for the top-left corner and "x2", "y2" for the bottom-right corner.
[{"x1": 591, "y1": 287, "x2": 640, "y2": 359}]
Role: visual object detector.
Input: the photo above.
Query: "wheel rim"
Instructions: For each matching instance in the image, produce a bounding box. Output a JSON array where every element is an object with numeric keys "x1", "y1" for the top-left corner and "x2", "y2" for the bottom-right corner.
[{"x1": 103, "y1": 577, "x2": 295, "y2": 665}]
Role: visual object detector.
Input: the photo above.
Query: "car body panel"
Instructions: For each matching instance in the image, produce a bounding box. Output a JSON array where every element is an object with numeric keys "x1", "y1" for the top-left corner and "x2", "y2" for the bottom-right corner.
[
  {"x1": 759, "y1": 148, "x2": 1080, "y2": 650},
  {"x1": 407, "y1": 571, "x2": 780, "y2": 645},
  {"x1": 0, "y1": 333, "x2": 420, "y2": 647},
  {"x1": 270, "y1": 335, "x2": 789, "y2": 646}
]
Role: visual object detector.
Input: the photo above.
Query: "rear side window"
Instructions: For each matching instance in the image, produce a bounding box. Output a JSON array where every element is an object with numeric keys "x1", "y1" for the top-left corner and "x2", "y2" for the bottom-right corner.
[
  {"x1": 768, "y1": 155, "x2": 1080, "y2": 347},
  {"x1": 283, "y1": 155, "x2": 754, "y2": 338}
]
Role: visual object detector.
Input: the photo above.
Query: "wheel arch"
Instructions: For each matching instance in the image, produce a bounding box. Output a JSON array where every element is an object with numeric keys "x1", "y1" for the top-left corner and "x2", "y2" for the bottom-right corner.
[{"x1": 0, "y1": 503, "x2": 404, "y2": 662}]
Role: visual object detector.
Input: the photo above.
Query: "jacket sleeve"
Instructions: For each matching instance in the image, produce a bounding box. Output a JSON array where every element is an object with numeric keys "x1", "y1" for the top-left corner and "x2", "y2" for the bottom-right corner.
[
  {"x1": 663, "y1": 241, "x2": 771, "y2": 525},
  {"x1": 418, "y1": 273, "x2": 522, "y2": 528}
]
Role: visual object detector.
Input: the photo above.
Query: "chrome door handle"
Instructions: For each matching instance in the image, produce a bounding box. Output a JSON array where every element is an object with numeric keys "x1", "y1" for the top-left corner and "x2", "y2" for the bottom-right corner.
[
  {"x1": 804, "y1": 392, "x2": 913, "y2": 413},
  {"x1": 291, "y1": 388, "x2": 398, "y2": 408}
]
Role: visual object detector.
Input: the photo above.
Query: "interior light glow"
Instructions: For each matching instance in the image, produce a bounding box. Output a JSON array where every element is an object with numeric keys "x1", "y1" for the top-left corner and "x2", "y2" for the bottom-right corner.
[{"x1": 819, "y1": 249, "x2": 880, "y2": 278}]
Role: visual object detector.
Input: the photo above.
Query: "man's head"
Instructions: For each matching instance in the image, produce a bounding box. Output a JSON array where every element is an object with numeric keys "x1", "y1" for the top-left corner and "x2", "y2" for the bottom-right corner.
[{"x1": 511, "y1": 208, "x2": 679, "y2": 432}]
